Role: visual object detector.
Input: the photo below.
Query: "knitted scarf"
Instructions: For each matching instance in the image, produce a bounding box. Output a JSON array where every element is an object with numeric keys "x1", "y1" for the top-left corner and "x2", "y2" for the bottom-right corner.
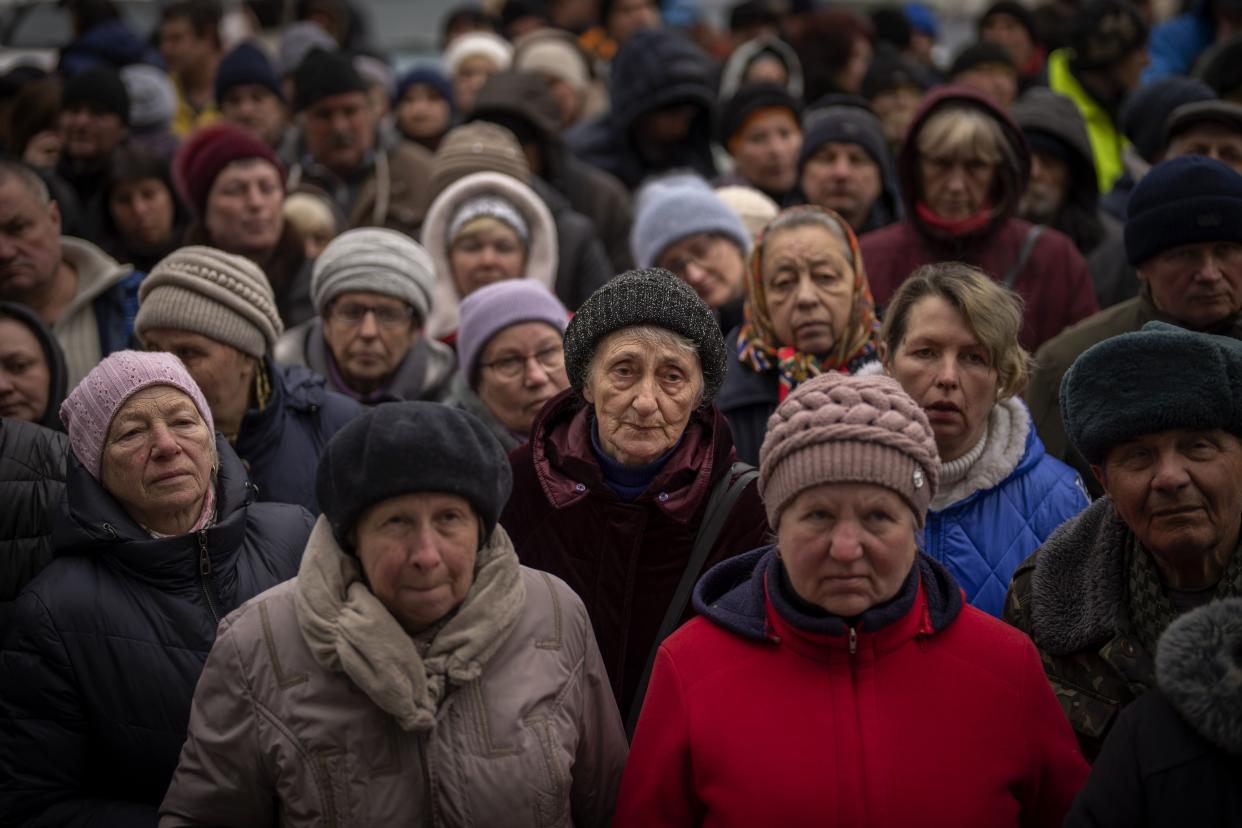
[
  {"x1": 735, "y1": 205, "x2": 880, "y2": 401},
  {"x1": 1126, "y1": 533, "x2": 1242, "y2": 654}
]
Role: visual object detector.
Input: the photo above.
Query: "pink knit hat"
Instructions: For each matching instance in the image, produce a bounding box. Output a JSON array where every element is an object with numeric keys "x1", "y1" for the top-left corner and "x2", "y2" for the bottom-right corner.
[
  {"x1": 60, "y1": 350, "x2": 215, "y2": 479},
  {"x1": 758, "y1": 372, "x2": 940, "y2": 527}
]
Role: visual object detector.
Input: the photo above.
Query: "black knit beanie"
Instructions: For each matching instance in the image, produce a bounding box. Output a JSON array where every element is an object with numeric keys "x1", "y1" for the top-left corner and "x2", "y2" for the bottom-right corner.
[
  {"x1": 1119, "y1": 76, "x2": 1216, "y2": 163},
  {"x1": 563, "y1": 267, "x2": 728, "y2": 403},
  {"x1": 1124, "y1": 155, "x2": 1242, "y2": 267},
  {"x1": 949, "y1": 41, "x2": 1017, "y2": 79},
  {"x1": 293, "y1": 47, "x2": 369, "y2": 112},
  {"x1": 716, "y1": 82, "x2": 802, "y2": 147},
  {"x1": 798, "y1": 105, "x2": 889, "y2": 174},
  {"x1": 62, "y1": 66, "x2": 130, "y2": 125},
  {"x1": 979, "y1": 1, "x2": 1038, "y2": 42},
  {"x1": 316, "y1": 402, "x2": 513, "y2": 549}
]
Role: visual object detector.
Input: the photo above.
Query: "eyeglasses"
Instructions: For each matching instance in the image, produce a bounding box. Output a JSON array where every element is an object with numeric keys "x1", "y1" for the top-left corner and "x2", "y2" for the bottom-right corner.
[
  {"x1": 479, "y1": 346, "x2": 565, "y2": 380},
  {"x1": 329, "y1": 302, "x2": 415, "y2": 329},
  {"x1": 660, "y1": 235, "x2": 732, "y2": 278}
]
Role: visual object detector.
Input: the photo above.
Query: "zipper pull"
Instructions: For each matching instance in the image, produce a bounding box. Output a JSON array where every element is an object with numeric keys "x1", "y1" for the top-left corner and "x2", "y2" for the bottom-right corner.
[
  {"x1": 848, "y1": 626, "x2": 857, "y2": 655},
  {"x1": 198, "y1": 531, "x2": 211, "y2": 576}
]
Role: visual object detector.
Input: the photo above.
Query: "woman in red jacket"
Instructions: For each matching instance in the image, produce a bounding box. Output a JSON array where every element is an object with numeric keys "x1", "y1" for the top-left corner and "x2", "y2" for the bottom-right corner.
[{"x1": 615, "y1": 371, "x2": 1088, "y2": 828}]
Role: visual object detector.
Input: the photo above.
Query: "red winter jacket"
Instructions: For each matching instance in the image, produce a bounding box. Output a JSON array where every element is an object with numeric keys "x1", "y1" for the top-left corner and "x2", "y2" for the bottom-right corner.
[
  {"x1": 615, "y1": 548, "x2": 1089, "y2": 828},
  {"x1": 859, "y1": 86, "x2": 1098, "y2": 352},
  {"x1": 500, "y1": 390, "x2": 770, "y2": 718}
]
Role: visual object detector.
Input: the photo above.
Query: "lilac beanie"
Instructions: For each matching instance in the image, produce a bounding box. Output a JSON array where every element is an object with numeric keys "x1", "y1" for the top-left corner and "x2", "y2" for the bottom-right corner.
[
  {"x1": 457, "y1": 280, "x2": 569, "y2": 387},
  {"x1": 60, "y1": 350, "x2": 215, "y2": 479},
  {"x1": 759, "y1": 372, "x2": 940, "y2": 527}
]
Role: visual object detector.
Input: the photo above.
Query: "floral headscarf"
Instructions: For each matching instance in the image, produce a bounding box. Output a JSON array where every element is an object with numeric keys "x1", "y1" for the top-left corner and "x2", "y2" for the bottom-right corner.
[{"x1": 736, "y1": 205, "x2": 880, "y2": 401}]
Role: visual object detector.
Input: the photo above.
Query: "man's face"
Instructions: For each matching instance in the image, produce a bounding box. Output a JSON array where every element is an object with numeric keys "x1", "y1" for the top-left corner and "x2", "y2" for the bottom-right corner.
[
  {"x1": 58, "y1": 103, "x2": 127, "y2": 165},
  {"x1": 1138, "y1": 241, "x2": 1242, "y2": 329},
  {"x1": 221, "y1": 85, "x2": 288, "y2": 148},
  {"x1": 396, "y1": 84, "x2": 451, "y2": 141},
  {"x1": 321, "y1": 290, "x2": 420, "y2": 393},
  {"x1": 303, "y1": 91, "x2": 375, "y2": 177},
  {"x1": 1018, "y1": 150, "x2": 1070, "y2": 224},
  {"x1": 799, "y1": 142, "x2": 883, "y2": 230},
  {"x1": 158, "y1": 16, "x2": 216, "y2": 77},
  {"x1": 0, "y1": 178, "x2": 63, "y2": 304},
  {"x1": 1095, "y1": 429, "x2": 1242, "y2": 573},
  {"x1": 1166, "y1": 122, "x2": 1242, "y2": 174},
  {"x1": 608, "y1": 0, "x2": 660, "y2": 42}
]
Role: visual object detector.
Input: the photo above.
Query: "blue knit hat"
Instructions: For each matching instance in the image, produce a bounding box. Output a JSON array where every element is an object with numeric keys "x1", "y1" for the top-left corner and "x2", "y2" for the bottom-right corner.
[
  {"x1": 394, "y1": 65, "x2": 455, "y2": 116},
  {"x1": 1124, "y1": 156, "x2": 1242, "y2": 267},
  {"x1": 215, "y1": 41, "x2": 284, "y2": 105},
  {"x1": 630, "y1": 174, "x2": 751, "y2": 269}
]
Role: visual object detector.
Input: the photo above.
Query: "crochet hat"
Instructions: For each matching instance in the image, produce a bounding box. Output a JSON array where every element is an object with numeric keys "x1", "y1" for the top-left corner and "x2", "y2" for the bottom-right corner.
[
  {"x1": 294, "y1": 47, "x2": 368, "y2": 113},
  {"x1": 443, "y1": 31, "x2": 513, "y2": 78},
  {"x1": 60, "y1": 350, "x2": 214, "y2": 480},
  {"x1": 715, "y1": 82, "x2": 802, "y2": 147},
  {"x1": 215, "y1": 41, "x2": 284, "y2": 104},
  {"x1": 311, "y1": 227, "x2": 437, "y2": 321},
  {"x1": 759, "y1": 372, "x2": 940, "y2": 527},
  {"x1": 1061, "y1": 321, "x2": 1242, "y2": 465},
  {"x1": 630, "y1": 174, "x2": 751, "y2": 269},
  {"x1": 172, "y1": 122, "x2": 284, "y2": 218},
  {"x1": 1124, "y1": 155, "x2": 1242, "y2": 267},
  {"x1": 62, "y1": 65, "x2": 130, "y2": 125},
  {"x1": 135, "y1": 246, "x2": 284, "y2": 358},
  {"x1": 120, "y1": 64, "x2": 175, "y2": 132},
  {"x1": 1119, "y1": 77, "x2": 1216, "y2": 163},
  {"x1": 456, "y1": 279, "x2": 568, "y2": 387},
  {"x1": 563, "y1": 267, "x2": 728, "y2": 402},
  {"x1": 316, "y1": 401, "x2": 513, "y2": 548},
  {"x1": 429, "y1": 121, "x2": 531, "y2": 200}
]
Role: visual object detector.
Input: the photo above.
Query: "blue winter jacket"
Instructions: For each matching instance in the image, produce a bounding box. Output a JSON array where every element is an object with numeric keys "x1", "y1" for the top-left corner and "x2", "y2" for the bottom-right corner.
[
  {"x1": 922, "y1": 413, "x2": 1089, "y2": 618},
  {"x1": 1142, "y1": 3, "x2": 1214, "y2": 84}
]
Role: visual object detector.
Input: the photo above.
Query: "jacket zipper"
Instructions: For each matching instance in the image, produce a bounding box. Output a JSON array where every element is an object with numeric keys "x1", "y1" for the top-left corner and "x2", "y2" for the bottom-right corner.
[
  {"x1": 198, "y1": 531, "x2": 221, "y2": 624},
  {"x1": 848, "y1": 625, "x2": 858, "y2": 655}
]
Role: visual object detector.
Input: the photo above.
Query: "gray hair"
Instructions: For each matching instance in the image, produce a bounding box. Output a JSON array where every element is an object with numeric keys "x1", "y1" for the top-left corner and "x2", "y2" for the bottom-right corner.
[
  {"x1": 761, "y1": 207, "x2": 854, "y2": 268},
  {"x1": 585, "y1": 324, "x2": 705, "y2": 405},
  {"x1": 0, "y1": 160, "x2": 51, "y2": 206}
]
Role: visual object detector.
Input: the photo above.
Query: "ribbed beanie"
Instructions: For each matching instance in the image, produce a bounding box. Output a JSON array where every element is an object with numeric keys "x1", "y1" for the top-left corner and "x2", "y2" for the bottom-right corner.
[
  {"x1": 457, "y1": 280, "x2": 568, "y2": 387},
  {"x1": 759, "y1": 372, "x2": 940, "y2": 527},
  {"x1": 430, "y1": 122, "x2": 531, "y2": 199},
  {"x1": 311, "y1": 228, "x2": 437, "y2": 321},
  {"x1": 60, "y1": 350, "x2": 214, "y2": 480},
  {"x1": 172, "y1": 123, "x2": 283, "y2": 218},
  {"x1": 136, "y1": 246, "x2": 284, "y2": 358},
  {"x1": 1124, "y1": 155, "x2": 1242, "y2": 267}
]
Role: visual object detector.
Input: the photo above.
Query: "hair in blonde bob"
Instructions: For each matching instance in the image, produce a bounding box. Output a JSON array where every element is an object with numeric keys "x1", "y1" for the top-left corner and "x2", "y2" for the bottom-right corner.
[
  {"x1": 915, "y1": 105, "x2": 1008, "y2": 165},
  {"x1": 879, "y1": 262, "x2": 1030, "y2": 401}
]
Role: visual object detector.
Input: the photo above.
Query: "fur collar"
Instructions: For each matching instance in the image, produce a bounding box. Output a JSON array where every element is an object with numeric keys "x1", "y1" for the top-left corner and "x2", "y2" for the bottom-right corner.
[
  {"x1": 932, "y1": 397, "x2": 1030, "y2": 510},
  {"x1": 1157, "y1": 598, "x2": 1242, "y2": 754},
  {"x1": 1030, "y1": 497, "x2": 1131, "y2": 654},
  {"x1": 294, "y1": 516, "x2": 526, "y2": 731}
]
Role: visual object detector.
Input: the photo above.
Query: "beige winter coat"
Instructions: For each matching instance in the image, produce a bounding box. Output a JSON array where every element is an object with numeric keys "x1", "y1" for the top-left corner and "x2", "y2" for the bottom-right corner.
[{"x1": 159, "y1": 517, "x2": 626, "y2": 827}]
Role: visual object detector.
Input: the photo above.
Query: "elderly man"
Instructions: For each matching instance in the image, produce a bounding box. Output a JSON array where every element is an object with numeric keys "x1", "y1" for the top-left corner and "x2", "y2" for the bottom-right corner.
[
  {"x1": 286, "y1": 48, "x2": 433, "y2": 237},
  {"x1": 1030, "y1": 155, "x2": 1242, "y2": 494},
  {"x1": 273, "y1": 227, "x2": 455, "y2": 405},
  {"x1": 0, "y1": 161, "x2": 139, "y2": 388},
  {"x1": 1006, "y1": 322, "x2": 1242, "y2": 762}
]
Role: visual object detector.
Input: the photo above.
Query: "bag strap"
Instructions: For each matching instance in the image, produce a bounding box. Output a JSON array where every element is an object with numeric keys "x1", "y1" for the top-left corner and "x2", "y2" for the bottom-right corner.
[
  {"x1": 1002, "y1": 224, "x2": 1045, "y2": 289},
  {"x1": 625, "y1": 460, "x2": 759, "y2": 737}
]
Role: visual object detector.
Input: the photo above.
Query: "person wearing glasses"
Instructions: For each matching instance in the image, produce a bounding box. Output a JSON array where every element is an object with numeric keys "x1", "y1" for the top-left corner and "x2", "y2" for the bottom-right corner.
[
  {"x1": 453, "y1": 280, "x2": 571, "y2": 451},
  {"x1": 274, "y1": 228, "x2": 458, "y2": 408},
  {"x1": 136, "y1": 246, "x2": 361, "y2": 512}
]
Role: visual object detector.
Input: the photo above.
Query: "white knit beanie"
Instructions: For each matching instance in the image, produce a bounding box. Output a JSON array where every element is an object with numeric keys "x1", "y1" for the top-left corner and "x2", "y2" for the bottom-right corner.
[
  {"x1": 311, "y1": 228, "x2": 437, "y2": 322},
  {"x1": 444, "y1": 32, "x2": 513, "y2": 78}
]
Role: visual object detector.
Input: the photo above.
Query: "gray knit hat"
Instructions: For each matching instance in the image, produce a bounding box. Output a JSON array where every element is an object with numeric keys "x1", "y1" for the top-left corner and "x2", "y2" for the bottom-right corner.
[
  {"x1": 311, "y1": 228, "x2": 437, "y2": 321},
  {"x1": 631, "y1": 174, "x2": 751, "y2": 269},
  {"x1": 564, "y1": 267, "x2": 728, "y2": 402},
  {"x1": 759, "y1": 372, "x2": 940, "y2": 527},
  {"x1": 136, "y1": 246, "x2": 283, "y2": 358}
]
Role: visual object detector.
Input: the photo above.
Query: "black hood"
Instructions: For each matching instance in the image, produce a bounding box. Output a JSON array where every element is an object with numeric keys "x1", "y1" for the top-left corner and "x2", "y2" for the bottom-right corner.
[
  {"x1": 609, "y1": 28, "x2": 716, "y2": 135},
  {"x1": 0, "y1": 301, "x2": 69, "y2": 431}
]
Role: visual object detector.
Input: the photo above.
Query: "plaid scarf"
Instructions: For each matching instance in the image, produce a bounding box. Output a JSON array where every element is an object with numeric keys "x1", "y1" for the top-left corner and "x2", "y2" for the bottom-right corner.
[
  {"x1": 1126, "y1": 532, "x2": 1242, "y2": 653},
  {"x1": 735, "y1": 205, "x2": 880, "y2": 401}
]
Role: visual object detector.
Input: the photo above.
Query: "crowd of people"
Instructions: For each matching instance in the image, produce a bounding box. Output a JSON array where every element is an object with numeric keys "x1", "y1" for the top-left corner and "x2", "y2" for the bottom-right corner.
[{"x1": 1, "y1": 0, "x2": 1241, "y2": 824}]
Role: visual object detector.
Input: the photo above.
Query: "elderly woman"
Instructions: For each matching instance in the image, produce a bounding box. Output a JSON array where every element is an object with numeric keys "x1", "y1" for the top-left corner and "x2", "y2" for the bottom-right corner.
[
  {"x1": 0, "y1": 351, "x2": 311, "y2": 825},
  {"x1": 421, "y1": 170, "x2": 559, "y2": 341},
  {"x1": 859, "y1": 86, "x2": 1098, "y2": 351},
  {"x1": 0, "y1": 301, "x2": 67, "y2": 428},
  {"x1": 135, "y1": 246, "x2": 362, "y2": 512},
  {"x1": 501, "y1": 268, "x2": 771, "y2": 723},
  {"x1": 454, "y1": 279, "x2": 570, "y2": 451},
  {"x1": 160, "y1": 402, "x2": 628, "y2": 825},
  {"x1": 615, "y1": 371, "x2": 1089, "y2": 826},
  {"x1": 717, "y1": 204, "x2": 882, "y2": 466},
  {"x1": 173, "y1": 123, "x2": 312, "y2": 327},
  {"x1": 878, "y1": 263, "x2": 1089, "y2": 616}
]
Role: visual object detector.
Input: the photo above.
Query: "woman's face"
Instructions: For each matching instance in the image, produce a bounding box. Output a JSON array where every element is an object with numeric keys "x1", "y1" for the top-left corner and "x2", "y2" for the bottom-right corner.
[
  {"x1": 656, "y1": 232, "x2": 747, "y2": 309},
  {"x1": 0, "y1": 317, "x2": 50, "y2": 422},
  {"x1": 778, "y1": 482, "x2": 918, "y2": 617},
  {"x1": 204, "y1": 159, "x2": 284, "y2": 257},
  {"x1": 476, "y1": 321, "x2": 569, "y2": 435},
  {"x1": 762, "y1": 223, "x2": 856, "y2": 355},
  {"x1": 109, "y1": 176, "x2": 176, "y2": 249},
  {"x1": 449, "y1": 219, "x2": 527, "y2": 298},
  {"x1": 140, "y1": 329, "x2": 256, "y2": 437},
  {"x1": 919, "y1": 152, "x2": 995, "y2": 221},
  {"x1": 354, "y1": 492, "x2": 479, "y2": 635},
  {"x1": 584, "y1": 328, "x2": 703, "y2": 466},
  {"x1": 99, "y1": 386, "x2": 215, "y2": 534},
  {"x1": 397, "y1": 83, "x2": 452, "y2": 140},
  {"x1": 885, "y1": 296, "x2": 998, "y2": 462},
  {"x1": 732, "y1": 109, "x2": 801, "y2": 195}
]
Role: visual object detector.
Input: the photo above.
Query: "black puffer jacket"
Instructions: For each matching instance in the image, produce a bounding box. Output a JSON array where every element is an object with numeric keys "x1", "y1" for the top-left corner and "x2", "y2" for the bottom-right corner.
[
  {"x1": 0, "y1": 436, "x2": 312, "y2": 827},
  {"x1": 0, "y1": 419, "x2": 67, "y2": 634}
]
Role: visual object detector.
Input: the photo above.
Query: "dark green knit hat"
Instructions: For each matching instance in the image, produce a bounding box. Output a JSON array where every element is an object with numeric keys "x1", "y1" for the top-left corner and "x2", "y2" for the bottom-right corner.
[
  {"x1": 1061, "y1": 321, "x2": 1242, "y2": 464},
  {"x1": 563, "y1": 267, "x2": 728, "y2": 403}
]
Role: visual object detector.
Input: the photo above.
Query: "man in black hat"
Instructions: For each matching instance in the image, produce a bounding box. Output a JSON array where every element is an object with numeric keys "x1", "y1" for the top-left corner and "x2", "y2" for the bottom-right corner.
[
  {"x1": 56, "y1": 66, "x2": 130, "y2": 249},
  {"x1": 215, "y1": 41, "x2": 291, "y2": 152},
  {"x1": 287, "y1": 48, "x2": 433, "y2": 238},
  {"x1": 1164, "y1": 100, "x2": 1242, "y2": 174}
]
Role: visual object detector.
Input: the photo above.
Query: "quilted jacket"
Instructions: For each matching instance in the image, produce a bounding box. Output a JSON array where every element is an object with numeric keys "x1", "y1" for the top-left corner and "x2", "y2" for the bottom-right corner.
[{"x1": 922, "y1": 399, "x2": 1089, "y2": 617}]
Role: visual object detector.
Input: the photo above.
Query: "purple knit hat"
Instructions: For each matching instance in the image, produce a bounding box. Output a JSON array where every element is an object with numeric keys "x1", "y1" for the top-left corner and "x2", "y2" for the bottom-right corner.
[
  {"x1": 456, "y1": 280, "x2": 569, "y2": 387},
  {"x1": 759, "y1": 372, "x2": 940, "y2": 527},
  {"x1": 60, "y1": 350, "x2": 215, "y2": 479}
]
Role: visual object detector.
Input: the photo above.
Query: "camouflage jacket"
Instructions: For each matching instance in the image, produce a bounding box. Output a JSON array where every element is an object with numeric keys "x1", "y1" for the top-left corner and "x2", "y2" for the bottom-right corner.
[{"x1": 1004, "y1": 498, "x2": 1155, "y2": 762}]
